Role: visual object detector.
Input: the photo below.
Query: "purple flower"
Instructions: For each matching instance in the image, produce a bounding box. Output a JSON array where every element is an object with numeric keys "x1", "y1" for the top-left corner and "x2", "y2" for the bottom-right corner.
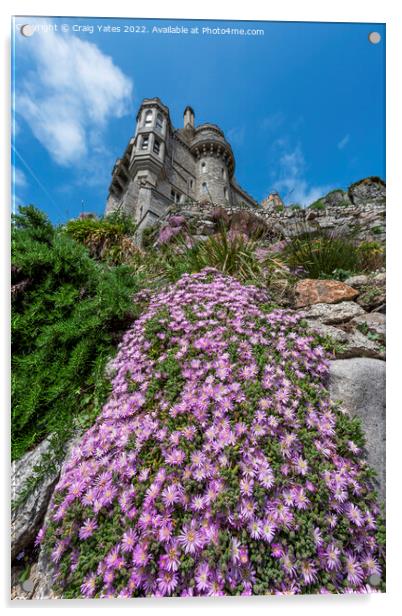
[
  {"x1": 195, "y1": 562, "x2": 211, "y2": 592},
  {"x1": 39, "y1": 269, "x2": 384, "y2": 598},
  {"x1": 157, "y1": 570, "x2": 178, "y2": 595},
  {"x1": 178, "y1": 521, "x2": 203, "y2": 554},
  {"x1": 79, "y1": 518, "x2": 98, "y2": 540},
  {"x1": 81, "y1": 573, "x2": 97, "y2": 598},
  {"x1": 325, "y1": 543, "x2": 341, "y2": 571},
  {"x1": 345, "y1": 553, "x2": 364, "y2": 586}
]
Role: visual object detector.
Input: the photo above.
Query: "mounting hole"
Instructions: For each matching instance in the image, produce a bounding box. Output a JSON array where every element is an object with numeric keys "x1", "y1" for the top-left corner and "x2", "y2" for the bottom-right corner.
[
  {"x1": 368, "y1": 31, "x2": 381, "y2": 45},
  {"x1": 20, "y1": 24, "x2": 35, "y2": 37}
]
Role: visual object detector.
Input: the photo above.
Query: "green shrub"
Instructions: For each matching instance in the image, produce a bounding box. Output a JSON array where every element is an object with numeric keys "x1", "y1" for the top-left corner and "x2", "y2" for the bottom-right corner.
[
  {"x1": 308, "y1": 199, "x2": 325, "y2": 211},
  {"x1": 152, "y1": 227, "x2": 264, "y2": 285},
  {"x1": 64, "y1": 212, "x2": 138, "y2": 264},
  {"x1": 284, "y1": 226, "x2": 360, "y2": 278},
  {"x1": 141, "y1": 224, "x2": 159, "y2": 249},
  {"x1": 12, "y1": 206, "x2": 144, "y2": 463},
  {"x1": 356, "y1": 241, "x2": 385, "y2": 271}
]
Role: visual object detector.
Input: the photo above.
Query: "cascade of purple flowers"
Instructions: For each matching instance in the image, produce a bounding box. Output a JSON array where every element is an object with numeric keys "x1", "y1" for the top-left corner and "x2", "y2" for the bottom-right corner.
[{"x1": 38, "y1": 268, "x2": 384, "y2": 597}]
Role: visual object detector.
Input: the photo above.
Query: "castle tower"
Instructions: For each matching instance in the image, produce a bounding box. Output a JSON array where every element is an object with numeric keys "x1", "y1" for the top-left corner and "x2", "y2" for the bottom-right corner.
[
  {"x1": 129, "y1": 98, "x2": 171, "y2": 224},
  {"x1": 191, "y1": 124, "x2": 235, "y2": 205},
  {"x1": 183, "y1": 105, "x2": 195, "y2": 130},
  {"x1": 105, "y1": 98, "x2": 259, "y2": 229}
]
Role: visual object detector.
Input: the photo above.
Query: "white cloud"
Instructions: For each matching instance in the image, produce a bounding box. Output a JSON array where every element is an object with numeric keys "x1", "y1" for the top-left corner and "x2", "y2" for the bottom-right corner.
[
  {"x1": 271, "y1": 141, "x2": 333, "y2": 206},
  {"x1": 261, "y1": 112, "x2": 285, "y2": 132},
  {"x1": 226, "y1": 126, "x2": 245, "y2": 147},
  {"x1": 13, "y1": 166, "x2": 27, "y2": 188},
  {"x1": 16, "y1": 26, "x2": 133, "y2": 166},
  {"x1": 337, "y1": 134, "x2": 350, "y2": 150}
]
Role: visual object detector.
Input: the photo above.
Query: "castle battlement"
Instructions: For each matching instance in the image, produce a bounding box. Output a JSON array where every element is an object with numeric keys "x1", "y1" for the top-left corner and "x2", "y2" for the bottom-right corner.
[{"x1": 105, "y1": 98, "x2": 258, "y2": 229}]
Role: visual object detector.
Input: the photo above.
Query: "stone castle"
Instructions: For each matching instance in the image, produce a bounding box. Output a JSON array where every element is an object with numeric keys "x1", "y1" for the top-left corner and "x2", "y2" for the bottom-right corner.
[
  {"x1": 105, "y1": 97, "x2": 260, "y2": 228},
  {"x1": 105, "y1": 98, "x2": 385, "y2": 245}
]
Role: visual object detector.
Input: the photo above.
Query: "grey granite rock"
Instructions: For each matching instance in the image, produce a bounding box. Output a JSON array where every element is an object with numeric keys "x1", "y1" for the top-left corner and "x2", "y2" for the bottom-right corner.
[
  {"x1": 351, "y1": 312, "x2": 385, "y2": 343},
  {"x1": 307, "y1": 320, "x2": 385, "y2": 360},
  {"x1": 11, "y1": 439, "x2": 60, "y2": 561},
  {"x1": 302, "y1": 301, "x2": 365, "y2": 324},
  {"x1": 343, "y1": 274, "x2": 370, "y2": 289},
  {"x1": 328, "y1": 358, "x2": 385, "y2": 501}
]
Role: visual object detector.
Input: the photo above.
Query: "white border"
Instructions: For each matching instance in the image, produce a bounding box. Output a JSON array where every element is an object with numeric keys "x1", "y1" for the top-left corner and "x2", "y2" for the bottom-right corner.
[{"x1": 2, "y1": 1, "x2": 401, "y2": 615}]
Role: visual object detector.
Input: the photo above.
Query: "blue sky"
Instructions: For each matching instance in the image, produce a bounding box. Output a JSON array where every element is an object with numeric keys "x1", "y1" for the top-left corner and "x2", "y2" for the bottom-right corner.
[{"x1": 12, "y1": 17, "x2": 385, "y2": 223}]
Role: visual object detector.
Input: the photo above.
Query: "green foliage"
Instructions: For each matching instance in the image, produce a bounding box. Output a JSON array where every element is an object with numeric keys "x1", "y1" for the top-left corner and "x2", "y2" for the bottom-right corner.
[
  {"x1": 320, "y1": 268, "x2": 355, "y2": 282},
  {"x1": 371, "y1": 226, "x2": 384, "y2": 236},
  {"x1": 308, "y1": 199, "x2": 325, "y2": 210},
  {"x1": 284, "y1": 226, "x2": 361, "y2": 279},
  {"x1": 12, "y1": 206, "x2": 144, "y2": 463},
  {"x1": 64, "y1": 212, "x2": 138, "y2": 264},
  {"x1": 141, "y1": 224, "x2": 159, "y2": 249},
  {"x1": 357, "y1": 241, "x2": 385, "y2": 271},
  {"x1": 149, "y1": 228, "x2": 265, "y2": 285}
]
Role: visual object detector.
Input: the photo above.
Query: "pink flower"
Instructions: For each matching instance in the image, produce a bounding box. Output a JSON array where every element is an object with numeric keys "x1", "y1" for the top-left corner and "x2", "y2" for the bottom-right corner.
[
  {"x1": 133, "y1": 542, "x2": 149, "y2": 567},
  {"x1": 195, "y1": 562, "x2": 210, "y2": 592},
  {"x1": 325, "y1": 543, "x2": 341, "y2": 570},
  {"x1": 79, "y1": 517, "x2": 98, "y2": 540},
  {"x1": 157, "y1": 570, "x2": 178, "y2": 596},
  {"x1": 346, "y1": 503, "x2": 364, "y2": 527},
  {"x1": 178, "y1": 521, "x2": 203, "y2": 554},
  {"x1": 81, "y1": 573, "x2": 97, "y2": 597},
  {"x1": 121, "y1": 529, "x2": 137, "y2": 553},
  {"x1": 164, "y1": 540, "x2": 180, "y2": 572},
  {"x1": 345, "y1": 553, "x2": 364, "y2": 586},
  {"x1": 300, "y1": 561, "x2": 318, "y2": 585}
]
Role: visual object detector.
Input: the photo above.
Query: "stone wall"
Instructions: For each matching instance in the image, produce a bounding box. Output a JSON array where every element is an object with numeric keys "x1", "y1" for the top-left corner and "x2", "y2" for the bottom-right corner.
[
  {"x1": 260, "y1": 201, "x2": 386, "y2": 244},
  {"x1": 259, "y1": 177, "x2": 386, "y2": 243},
  {"x1": 156, "y1": 177, "x2": 386, "y2": 245}
]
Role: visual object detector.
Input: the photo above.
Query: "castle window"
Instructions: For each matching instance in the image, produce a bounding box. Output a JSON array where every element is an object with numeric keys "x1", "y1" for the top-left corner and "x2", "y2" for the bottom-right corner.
[
  {"x1": 171, "y1": 189, "x2": 181, "y2": 204},
  {"x1": 153, "y1": 139, "x2": 160, "y2": 155},
  {"x1": 201, "y1": 162, "x2": 207, "y2": 173},
  {"x1": 156, "y1": 113, "x2": 163, "y2": 131},
  {"x1": 224, "y1": 187, "x2": 229, "y2": 200},
  {"x1": 202, "y1": 182, "x2": 208, "y2": 194},
  {"x1": 141, "y1": 135, "x2": 149, "y2": 150},
  {"x1": 189, "y1": 179, "x2": 194, "y2": 189},
  {"x1": 144, "y1": 110, "x2": 153, "y2": 127},
  {"x1": 221, "y1": 168, "x2": 226, "y2": 179}
]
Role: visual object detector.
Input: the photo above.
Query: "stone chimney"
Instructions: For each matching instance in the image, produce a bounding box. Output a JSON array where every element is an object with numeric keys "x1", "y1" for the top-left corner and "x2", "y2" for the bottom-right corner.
[{"x1": 183, "y1": 105, "x2": 195, "y2": 129}]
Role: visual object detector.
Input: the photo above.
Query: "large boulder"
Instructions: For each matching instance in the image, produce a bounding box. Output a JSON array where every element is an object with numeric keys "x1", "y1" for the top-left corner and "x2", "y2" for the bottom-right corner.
[
  {"x1": 11, "y1": 439, "x2": 60, "y2": 561},
  {"x1": 307, "y1": 321, "x2": 385, "y2": 360},
  {"x1": 351, "y1": 312, "x2": 385, "y2": 344},
  {"x1": 328, "y1": 358, "x2": 385, "y2": 501},
  {"x1": 343, "y1": 275, "x2": 370, "y2": 289},
  {"x1": 294, "y1": 279, "x2": 359, "y2": 308},
  {"x1": 301, "y1": 301, "x2": 365, "y2": 324},
  {"x1": 348, "y1": 177, "x2": 385, "y2": 206}
]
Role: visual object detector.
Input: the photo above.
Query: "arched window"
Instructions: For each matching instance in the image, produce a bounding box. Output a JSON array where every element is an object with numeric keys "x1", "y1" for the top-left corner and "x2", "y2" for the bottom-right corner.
[
  {"x1": 202, "y1": 182, "x2": 208, "y2": 194},
  {"x1": 224, "y1": 187, "x2": 228, "y2": 200},
  {"x1": 156, "y1": 113, "x2": 163, "y2": 131},
  {"x1": 144, "y1": 110, "x2": 153, "y2": 127},
  {"x1": 201, "y1": 162, "x2": 207, "y2": 173}
]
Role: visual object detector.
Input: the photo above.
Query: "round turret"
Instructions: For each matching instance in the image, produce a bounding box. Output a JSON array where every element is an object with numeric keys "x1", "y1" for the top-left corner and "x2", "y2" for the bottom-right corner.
[{"x1": 190, "y1": 124, "x2": 234, "y2": 204}]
